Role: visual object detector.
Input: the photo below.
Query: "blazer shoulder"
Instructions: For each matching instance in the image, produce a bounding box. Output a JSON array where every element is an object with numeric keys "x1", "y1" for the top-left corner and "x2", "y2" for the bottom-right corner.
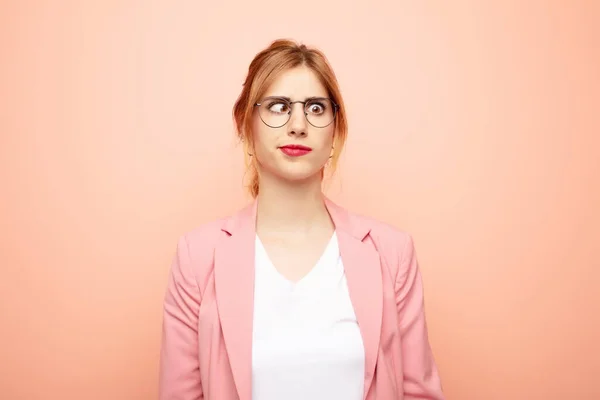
[
  {"x1": 348, "y1": 208, "x2": 413, "y2": 246},
  {"x1": 350, "y1": 210, "x2": 415, "y2": 274},
  {"x1": 176, "y1": 217, "x2": 228, "y2": 289},
  {"x1": 182, "y1": 217, "x2": 227, "y2": 247}
]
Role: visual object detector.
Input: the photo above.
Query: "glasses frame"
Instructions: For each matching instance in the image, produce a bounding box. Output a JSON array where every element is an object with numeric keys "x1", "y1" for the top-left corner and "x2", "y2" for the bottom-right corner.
[{"x1": 254, "y1": 96, "x2": 339, "y2": 128}]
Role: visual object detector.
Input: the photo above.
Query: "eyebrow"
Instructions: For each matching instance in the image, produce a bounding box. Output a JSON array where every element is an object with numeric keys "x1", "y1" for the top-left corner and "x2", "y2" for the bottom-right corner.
[{"x1": 265, "y1": 95, "x2": 328, "y2": 102}]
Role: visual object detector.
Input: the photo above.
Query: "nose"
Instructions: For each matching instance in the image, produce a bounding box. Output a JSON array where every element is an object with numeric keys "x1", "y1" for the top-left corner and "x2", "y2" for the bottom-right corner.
[{"x1": 287, "y1": 102, "x2": 307, "y2": 136}]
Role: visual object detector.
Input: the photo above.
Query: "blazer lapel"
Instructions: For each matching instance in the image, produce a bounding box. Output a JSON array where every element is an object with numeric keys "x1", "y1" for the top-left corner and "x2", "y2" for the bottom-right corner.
[
  {"x1": 214, "y1": 202, "x2": 257, "y2": 400},
  {"x1": 325, "y1": 198, "x2": 383, "y2": 399}
]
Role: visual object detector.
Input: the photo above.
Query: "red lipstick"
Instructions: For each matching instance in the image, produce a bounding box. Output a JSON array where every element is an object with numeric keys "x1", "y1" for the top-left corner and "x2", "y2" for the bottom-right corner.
[{"x1": 279, "y1": 144, "x2": 312, "y2": 157}]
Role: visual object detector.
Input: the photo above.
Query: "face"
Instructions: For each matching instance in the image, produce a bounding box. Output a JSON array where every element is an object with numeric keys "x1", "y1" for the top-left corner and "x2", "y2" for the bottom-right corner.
[{"x1": 251, "y1": 66, "x2": 335, "y2": 183}]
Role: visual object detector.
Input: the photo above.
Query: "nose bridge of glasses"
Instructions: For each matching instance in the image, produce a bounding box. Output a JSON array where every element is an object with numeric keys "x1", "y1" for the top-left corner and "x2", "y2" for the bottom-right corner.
[
  {"x1": 287, "y1": 101, "x2": 309, "y2": 127},
  {"x1": 289, "y1": 100, "x2": 308, "y2": 115}
]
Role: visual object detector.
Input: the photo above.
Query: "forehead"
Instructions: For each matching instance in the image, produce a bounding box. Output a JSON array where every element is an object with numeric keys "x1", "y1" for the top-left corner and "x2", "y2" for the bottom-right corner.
[{"x1": 263, "y1": 66, "x2": 328, "y2": 99}]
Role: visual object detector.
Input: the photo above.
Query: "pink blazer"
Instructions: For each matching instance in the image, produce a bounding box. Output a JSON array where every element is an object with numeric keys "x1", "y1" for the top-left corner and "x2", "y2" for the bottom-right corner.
[{"x1": 159, "y1": 198, "x2": 445, "y2": 400}]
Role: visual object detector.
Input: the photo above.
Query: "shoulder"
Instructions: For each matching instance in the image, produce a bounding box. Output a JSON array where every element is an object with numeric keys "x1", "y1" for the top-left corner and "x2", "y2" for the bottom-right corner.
[
  {"x1": 178, "y1": 217, "x2": 228, "y2": 266},
  {"x1": 172, "y1": 216, "x2": 228, "y2": 289},
  {"x1": 347, "y1": 208, "x2": 414, "y2": 250},
  {"x1": 344, "y1": 208, "x2": 417, "y2": 277},
  {"x1": 174, "y1": 201, "x2": 255, "y2": 276},
  {"x1": 182, "y1": 217, "x2": 227, "y2": 251}
]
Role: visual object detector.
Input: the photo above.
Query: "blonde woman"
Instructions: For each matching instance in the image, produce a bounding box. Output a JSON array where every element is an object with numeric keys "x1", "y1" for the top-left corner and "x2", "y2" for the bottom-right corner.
[{"x1": 159, "y1": 39, "x2": 445, "y2": 400}]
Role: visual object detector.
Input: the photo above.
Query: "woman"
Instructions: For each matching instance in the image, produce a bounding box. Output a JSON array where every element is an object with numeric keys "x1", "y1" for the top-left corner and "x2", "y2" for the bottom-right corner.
[{"x1": 159, "y1": 39, "x2": 445, "y2": 400}]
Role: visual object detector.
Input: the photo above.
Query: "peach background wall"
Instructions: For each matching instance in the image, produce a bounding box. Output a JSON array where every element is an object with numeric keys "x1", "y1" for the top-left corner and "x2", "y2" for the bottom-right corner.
[{"x1": 1, "y1": 1, "x2": 599, "y2": 399}]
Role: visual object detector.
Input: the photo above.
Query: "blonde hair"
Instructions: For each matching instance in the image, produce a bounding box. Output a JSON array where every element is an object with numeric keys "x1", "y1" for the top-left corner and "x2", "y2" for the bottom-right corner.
[{"x1": 232, "y1": 39, "x2": 348, "y2": 198}]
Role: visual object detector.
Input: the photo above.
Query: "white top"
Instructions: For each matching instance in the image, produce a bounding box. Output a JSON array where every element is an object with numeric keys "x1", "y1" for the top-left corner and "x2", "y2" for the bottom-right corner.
[{"x1": 251, "y1": 232, "x2": 365, "y2": 400}]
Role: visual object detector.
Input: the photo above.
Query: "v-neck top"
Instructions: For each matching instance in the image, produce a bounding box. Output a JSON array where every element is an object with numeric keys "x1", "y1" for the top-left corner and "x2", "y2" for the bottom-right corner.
[{"x1": 251, "y1": 232, "x2": 365, "y2": 400}]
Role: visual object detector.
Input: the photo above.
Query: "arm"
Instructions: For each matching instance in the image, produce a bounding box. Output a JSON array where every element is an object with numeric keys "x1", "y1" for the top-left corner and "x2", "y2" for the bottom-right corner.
[
  {"x1": 395, "y1": 234, "x2": 445, "y2": 399},
  {"x1": 159, "y1": 235, "x2": 203, "y2": 400}
]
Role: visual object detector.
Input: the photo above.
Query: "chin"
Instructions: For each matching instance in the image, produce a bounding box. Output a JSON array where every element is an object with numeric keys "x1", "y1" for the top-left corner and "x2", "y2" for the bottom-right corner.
[
  {"x1": 278, "y1": 171, "x2": 320, "y2": 183},
  {"x1": 273, "y1": 164, "x2": 323, "y2": 183},
  {"x1": 257, "y1": 156, "x2": 327, "y2": 184}
]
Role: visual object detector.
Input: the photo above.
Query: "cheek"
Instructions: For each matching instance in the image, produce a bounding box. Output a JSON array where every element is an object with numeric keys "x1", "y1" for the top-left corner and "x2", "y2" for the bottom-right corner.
[
  {"x1": 318, "y1": 128, "x2": 335, "y2": 153},
  {"x1": 251, "y1": 119, "x2": 269, "y2": 149},
  {"x1": 251, "y1": 124, "x2": 279, "y2": 162}
]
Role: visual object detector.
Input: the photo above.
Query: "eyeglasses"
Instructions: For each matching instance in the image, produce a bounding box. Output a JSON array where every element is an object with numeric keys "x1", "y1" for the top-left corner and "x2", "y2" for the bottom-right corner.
[{"x1": 254, "y1": 96, "x2": 338, "y2": 128}]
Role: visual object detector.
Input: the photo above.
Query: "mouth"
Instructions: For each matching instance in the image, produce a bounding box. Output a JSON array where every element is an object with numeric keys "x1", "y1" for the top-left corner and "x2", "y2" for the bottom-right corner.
[{"x1": 279, "y1": 144, "x2": 312, "y2": 157}]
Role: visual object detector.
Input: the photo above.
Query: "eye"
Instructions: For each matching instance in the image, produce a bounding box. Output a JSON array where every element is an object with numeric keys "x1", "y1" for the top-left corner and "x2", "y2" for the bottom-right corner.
[
  {"x1": 267, "y1": 100, "x2": 290, "y2": 114},
  {"x1": 306, "y1": 101, "x2": 326, "y2": 115}
]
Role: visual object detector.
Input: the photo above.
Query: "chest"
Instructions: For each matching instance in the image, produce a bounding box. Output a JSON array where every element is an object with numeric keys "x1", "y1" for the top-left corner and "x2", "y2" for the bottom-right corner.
[
  {"x1": 255, "y1": 231, "x2": 334, "y2": 283},
  {"x1": 251, "y1": 233, "x2": 366, "y2": 400},
  {"x1": 253, "y1": 233, "x2": 357, "y2": 327}
]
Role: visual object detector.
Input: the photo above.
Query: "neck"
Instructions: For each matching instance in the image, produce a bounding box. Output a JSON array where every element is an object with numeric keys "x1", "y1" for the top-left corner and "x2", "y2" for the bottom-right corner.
[{"x1": 255, "y1": 171, "x2": 332, "y2": 236}]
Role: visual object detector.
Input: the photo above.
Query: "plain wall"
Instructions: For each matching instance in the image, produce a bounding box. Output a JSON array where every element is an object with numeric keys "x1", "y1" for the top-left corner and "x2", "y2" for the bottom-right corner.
[{"x1": 1, "y1": 1, "x2": 599, "y2": 399}]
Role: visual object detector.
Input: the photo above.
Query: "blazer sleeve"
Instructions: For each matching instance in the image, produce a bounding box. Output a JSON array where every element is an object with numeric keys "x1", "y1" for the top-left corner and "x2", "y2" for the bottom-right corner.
[
  {"x1": 395, "y1": 234, "x2": 445, "y2": 400},
  {"x1": 159, "y1": 235, "x2": 203, "y2": 400}
]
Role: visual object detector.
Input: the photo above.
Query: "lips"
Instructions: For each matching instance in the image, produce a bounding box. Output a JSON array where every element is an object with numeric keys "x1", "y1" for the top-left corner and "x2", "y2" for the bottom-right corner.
[
  {"x1": 280, "y1": 144, "x2": 312, "y2": 151},
  {"x1": 279, "y1": 144, "x2": 312, "y2": 157}
]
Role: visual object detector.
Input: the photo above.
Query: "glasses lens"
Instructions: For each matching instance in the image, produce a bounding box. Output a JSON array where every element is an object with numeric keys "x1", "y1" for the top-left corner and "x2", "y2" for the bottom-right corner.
[
  {"x1": 305, "y1": 98, "x2": 335, "y2": 128},
  {"x1": 258, "y1": 98, "x2": 291, "y2": 128}
]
